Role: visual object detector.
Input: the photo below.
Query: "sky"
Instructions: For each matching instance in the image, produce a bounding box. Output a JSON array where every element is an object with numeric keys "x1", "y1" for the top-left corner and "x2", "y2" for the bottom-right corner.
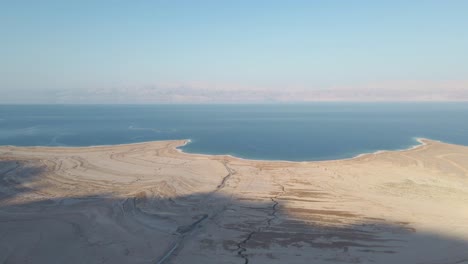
[{"x1": 1, "y1": 0, "x2": 468, "y2": 103}]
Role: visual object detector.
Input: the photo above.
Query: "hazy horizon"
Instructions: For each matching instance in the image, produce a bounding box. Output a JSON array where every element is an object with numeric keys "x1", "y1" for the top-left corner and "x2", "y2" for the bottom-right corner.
[{"x1": 1, "y1": 1, "x2": 468, "y2": 103}]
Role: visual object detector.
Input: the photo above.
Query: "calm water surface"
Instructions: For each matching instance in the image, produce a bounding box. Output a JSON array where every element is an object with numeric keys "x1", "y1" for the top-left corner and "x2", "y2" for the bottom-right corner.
[{"x1": 1, "y1": 103, "x2": 467, "y2": 161}]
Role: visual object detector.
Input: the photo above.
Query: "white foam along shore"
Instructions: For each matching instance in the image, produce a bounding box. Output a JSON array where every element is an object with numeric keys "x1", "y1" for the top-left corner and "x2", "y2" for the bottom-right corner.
[
  {"x1": 351, "y1": 137, "x2": 431, "y2": 159},
  {"x1": 175, "y1": 137, "x2": 436, "y2": 163}
]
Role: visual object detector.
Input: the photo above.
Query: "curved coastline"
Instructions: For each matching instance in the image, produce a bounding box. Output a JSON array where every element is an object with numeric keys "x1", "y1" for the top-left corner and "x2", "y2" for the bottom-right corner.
[
  {"x1": 1, "y1": 137, "x2": 443, "y2": 163},
  {"x1": 175, "y1": 137, "x2": 435, "y2": 163},
  {"x1": 349, "y1": 137, "x2": 430, "y2": 160}
]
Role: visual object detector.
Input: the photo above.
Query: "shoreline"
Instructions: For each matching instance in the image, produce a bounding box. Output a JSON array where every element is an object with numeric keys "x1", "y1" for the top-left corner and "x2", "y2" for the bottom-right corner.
[
  {"x1": 2, "y1": 132, "x2": 468, "y2": 263},
  {"x1": 0, "y1": 137, "x2": 442, "y2": 164},
  {"x1": 176, "y1": 137, "x2": 433, "y2": 163},
  {"x1": 351, "y1": 137, "x2": 430, "y2": 159}
]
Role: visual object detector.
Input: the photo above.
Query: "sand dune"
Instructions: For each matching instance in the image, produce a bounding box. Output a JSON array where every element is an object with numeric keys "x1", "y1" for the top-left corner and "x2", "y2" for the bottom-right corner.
[{"x1": 1, "y1": 139, "x2": 468, "y2": 263}]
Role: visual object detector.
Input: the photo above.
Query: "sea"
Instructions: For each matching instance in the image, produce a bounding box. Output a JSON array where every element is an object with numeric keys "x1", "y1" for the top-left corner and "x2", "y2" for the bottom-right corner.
[{"x1": 0, "y1": 103, "x2": 467, "y2": 161}]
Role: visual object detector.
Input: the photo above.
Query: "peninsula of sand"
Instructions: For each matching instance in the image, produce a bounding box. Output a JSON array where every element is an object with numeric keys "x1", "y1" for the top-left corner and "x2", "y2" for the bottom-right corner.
[{"x1": 1, "y1": 139, "x2": 468, "y2": 263}]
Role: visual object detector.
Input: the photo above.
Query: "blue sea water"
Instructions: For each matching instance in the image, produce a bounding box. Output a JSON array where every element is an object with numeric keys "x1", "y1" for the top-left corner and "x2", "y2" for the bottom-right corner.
[{"x1": 0, "y1": 103, "x2": 467, "y2": 161}]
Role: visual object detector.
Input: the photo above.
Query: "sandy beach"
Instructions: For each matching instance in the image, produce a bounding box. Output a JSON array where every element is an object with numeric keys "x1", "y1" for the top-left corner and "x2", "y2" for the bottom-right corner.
[{"x1": 1, "y1": 139, "x2": 468, "y2": 263}]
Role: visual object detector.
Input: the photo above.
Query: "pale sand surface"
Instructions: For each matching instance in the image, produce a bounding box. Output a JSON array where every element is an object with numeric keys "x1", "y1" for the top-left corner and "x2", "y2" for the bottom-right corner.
[{"x1": 1, "y1": 139, "x2": 468, "y2": 263}]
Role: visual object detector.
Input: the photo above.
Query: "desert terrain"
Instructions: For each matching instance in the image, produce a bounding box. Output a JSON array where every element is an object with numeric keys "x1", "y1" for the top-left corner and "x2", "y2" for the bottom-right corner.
[{"x1": 1, "y1": 139, "x2": 468, "y2": 263}]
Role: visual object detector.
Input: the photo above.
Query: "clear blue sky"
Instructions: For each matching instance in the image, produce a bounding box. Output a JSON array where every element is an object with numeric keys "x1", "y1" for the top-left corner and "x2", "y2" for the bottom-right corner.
[{"x1": 1, "y1": 0, "x2": 468, "y2": 103}]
